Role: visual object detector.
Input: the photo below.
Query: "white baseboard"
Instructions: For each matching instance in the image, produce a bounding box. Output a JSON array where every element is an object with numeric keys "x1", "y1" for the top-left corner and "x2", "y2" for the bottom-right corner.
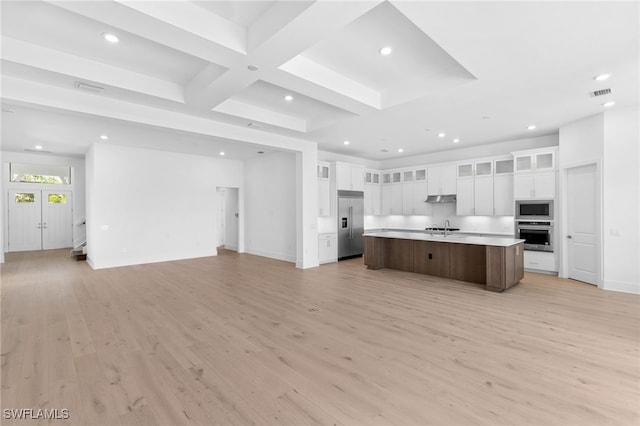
[
  {"x1": 603, "y1": 279, "x2": 640, "y2": 295},
  {"x1": 245, "y1": 248, "x2": 295, "y2": 264},
  {"x1": 86, "y1": 249, "x2": 217, "y2": 270}
]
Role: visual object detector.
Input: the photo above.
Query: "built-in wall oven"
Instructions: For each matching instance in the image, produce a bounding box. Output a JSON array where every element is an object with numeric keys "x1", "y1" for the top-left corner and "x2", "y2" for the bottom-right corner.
[{"x1": 516, "y1": 221, "x2": 554, "y2": 252}]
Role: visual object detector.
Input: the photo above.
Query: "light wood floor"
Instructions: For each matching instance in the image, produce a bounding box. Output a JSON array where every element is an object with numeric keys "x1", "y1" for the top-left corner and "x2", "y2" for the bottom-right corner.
[{"x1": 1, "y1": 249, "x2": 639, "y2": 426}]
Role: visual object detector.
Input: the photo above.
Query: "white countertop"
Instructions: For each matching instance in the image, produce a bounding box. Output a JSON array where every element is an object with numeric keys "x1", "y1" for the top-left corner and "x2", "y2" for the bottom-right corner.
[{"x1": 363, "y1": 231, "x2": 524, "y2": 247}]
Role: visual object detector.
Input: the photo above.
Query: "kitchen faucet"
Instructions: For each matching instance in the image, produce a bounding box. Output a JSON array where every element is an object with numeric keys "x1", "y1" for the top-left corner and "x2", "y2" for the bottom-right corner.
[{"x1": 444, "y1": 219, "x2": 451, "y2": 236}]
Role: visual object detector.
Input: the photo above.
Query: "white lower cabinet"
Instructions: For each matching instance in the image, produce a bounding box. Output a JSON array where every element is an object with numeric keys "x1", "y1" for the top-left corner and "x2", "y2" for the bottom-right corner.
[
  {"x1": 318, "y1": 233, "x2": 337, "y2": 264},
  {"x1": 523, "y1": 250, "x2": 557, "y2": 273}
]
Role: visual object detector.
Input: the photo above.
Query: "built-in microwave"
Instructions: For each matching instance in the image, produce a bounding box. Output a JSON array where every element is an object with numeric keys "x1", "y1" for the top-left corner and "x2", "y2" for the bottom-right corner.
[{"x1": 515, "y1": 200, "x2": 554, "y2": 220}]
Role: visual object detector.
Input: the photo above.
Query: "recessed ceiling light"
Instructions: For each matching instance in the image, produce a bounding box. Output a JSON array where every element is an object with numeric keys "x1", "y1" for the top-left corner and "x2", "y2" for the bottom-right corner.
[
  {"x1": 284, "y1": 95, "x2": 293, "y2": 102},
  {"x1": 438, "y1": 132, "x2": 446, "y2": 138},
  {"x1": 453, "y1": 139, "x2": 460, "y2": 143},
  {"x1": 102, "y1": 32, "x2": 119, "y2": 43},
  {"x1": 219, "y1": 151, "x2": 225, "y2": 156},
  {"x1": 527, "y1": 125, "x2": 536, "y2": 130},
  {"x1": 100, "y1": 134, "x2": 109, "y2": 140},
  {"x1": 594, "y1": 73, "x2": 611, "y2": 81},
  {"x1": 35, "y1": 145, "x2": 43, "y2": 150},
  {"x1": 602, "y1": 101, "x2": 616, "y2": 107},
  {"x1": 247, "y1": 65, "x2": 258, "y2": 71},
  {"x1": 343, "y1": 140, "x2": 350, "y2": 145},
  {"x1": 398, "y1": 148, "x2": 404, "y2": 153},
  {"x1": 379, "y1": 46, "x2": 392, "y2": 56}
]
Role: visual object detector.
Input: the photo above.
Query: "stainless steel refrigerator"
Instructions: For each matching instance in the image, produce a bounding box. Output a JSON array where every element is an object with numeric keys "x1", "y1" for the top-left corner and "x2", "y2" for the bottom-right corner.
[{"x1": 337, "y1": 190, "x2": 364, "y2": 260}]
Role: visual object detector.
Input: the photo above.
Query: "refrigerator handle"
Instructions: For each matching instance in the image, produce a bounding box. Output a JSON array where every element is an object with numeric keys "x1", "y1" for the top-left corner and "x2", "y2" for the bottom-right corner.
[{"x1": 349, "y1": 206, "x2": 353, "y2": 239}]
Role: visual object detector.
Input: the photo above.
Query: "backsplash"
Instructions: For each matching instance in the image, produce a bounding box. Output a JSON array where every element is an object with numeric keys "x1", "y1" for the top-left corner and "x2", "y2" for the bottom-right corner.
[
  {"x1": 319, "y1": 203, "x2": 515, "y2": 235},
  {"x1": 364, "y1": 203, "x2": 515, "y2": 235}
]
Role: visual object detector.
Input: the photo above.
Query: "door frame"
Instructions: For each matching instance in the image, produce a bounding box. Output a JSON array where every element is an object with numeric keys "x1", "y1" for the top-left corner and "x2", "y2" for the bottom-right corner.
[
  {"x1": 559, "y1": 159, "x2": 602, "y2": 287},
  {"x1": 7, "y1": 189, "x2": 74, "y2": 252},
  {"x1": 215, "y1": 186, "x2": 242, "y2": 253}
]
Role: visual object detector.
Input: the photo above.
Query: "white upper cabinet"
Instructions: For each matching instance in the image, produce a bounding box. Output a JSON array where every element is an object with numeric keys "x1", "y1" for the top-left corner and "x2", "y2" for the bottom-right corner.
[
  {"x1": 381, "y1": 170, "x2": 403, "y2": 215},
  {"x1": 494, "y1": 158, "x2": 514, "y2": 216},
  {"x1": 512, "y1": 148, "x2": 557, "y2": 200},
  {"x1": 402, "y1": 168, "x2": 430, "y2": 215},
  {"x1": 428, "y1": 164, "x2": 457, "y2": 195},
  {"x1": 514, "y1": 149, "x2": 556, "y2": 173},
  {"x1": 364, "y1": 169, "x2": 381, "y2": 215},
  {"x1": 456, "y1": 160, "x2": 494, "y2": 216},
  {"x1": 317, "y1": 162, "x2": 330, "y2": 217},
  {"x1": 336, "y1": 162, "x2": 364, "y2": 191}
]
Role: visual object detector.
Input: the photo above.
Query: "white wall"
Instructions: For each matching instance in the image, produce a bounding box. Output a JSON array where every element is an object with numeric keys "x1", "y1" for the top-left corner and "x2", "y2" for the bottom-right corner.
[
  {"x1": 559, "y1": 107, "x2": 640, "y2": 294},
  {"x1": 603, "y1": 107, "x2": 640, "y2": 293},
  {"x1": 86, "y1": 143, "x2": 243, "y2": 269},
  {"x1": 2, "y1": 151, "x2": 86, "y2": 252},
  {"x1": 244, "y1": 151, "x2": 297, "y2": 263}
]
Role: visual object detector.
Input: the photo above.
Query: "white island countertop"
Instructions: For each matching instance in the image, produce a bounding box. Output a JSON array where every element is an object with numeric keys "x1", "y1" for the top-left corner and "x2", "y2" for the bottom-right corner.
[{"x1": 363, "y1": 231, "x2": 524, "y2": 247}]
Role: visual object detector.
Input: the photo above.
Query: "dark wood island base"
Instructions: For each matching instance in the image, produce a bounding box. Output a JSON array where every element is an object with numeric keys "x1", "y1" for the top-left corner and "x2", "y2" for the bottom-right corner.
[{"x1": 364, "y1": 236, "x2": 524, "y2": 292}]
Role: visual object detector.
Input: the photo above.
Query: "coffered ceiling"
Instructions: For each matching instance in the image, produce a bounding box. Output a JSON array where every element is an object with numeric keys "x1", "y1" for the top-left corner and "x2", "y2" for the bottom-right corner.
[{"x1": 1, "y1": 1, "x2": 638, "y2": 161}]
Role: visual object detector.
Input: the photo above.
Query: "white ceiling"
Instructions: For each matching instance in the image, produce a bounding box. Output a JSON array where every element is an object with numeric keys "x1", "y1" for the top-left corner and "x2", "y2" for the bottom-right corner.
[{"x1": 1, "y1": 1, "x2": 638, "y2": 161}]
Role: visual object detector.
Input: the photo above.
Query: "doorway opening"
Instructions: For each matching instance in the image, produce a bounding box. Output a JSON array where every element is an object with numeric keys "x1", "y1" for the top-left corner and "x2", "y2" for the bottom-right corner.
[{"x1": 216, "y1": 187, "x2": 239, "y2": 252}]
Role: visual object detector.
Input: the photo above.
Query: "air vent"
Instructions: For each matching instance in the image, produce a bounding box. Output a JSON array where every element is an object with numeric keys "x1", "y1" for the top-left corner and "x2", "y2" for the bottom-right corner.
[
  {"x1": 248, "y1": 122, "x2": 264, "y2": 128},
  {"x1": 24, "y1": 148, "x2": 52, "y2": 154},
  {"x1": 590, "y1": 88, "x2": 611, "y2": 97},
  {"x1": 75, "y1": 81, "x2": 104, "y2": 94},
  {"x1": 380, "y1": 149, "x2": 389, "y2": 152}
]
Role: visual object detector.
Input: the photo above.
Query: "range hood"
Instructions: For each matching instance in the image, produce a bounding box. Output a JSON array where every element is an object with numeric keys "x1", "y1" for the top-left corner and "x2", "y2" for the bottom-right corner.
[{"x1": 425, "y1": 194, "x2": 457, "y2": 203}]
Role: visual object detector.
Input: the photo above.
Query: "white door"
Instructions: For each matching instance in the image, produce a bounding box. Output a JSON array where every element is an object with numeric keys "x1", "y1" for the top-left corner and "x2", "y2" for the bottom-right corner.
[
  {"x1": 8, "y1": 190, "x2": 42, "y2": 251},
  {"x1": 567, "y1": 164, "x2": 598, "y2": 285},
  {"x1": 42, "y1": 190, "x2": 73, "y2": 249},
  {"x1": 8, "y1": 190, "x2": 72, "y2": 251}
]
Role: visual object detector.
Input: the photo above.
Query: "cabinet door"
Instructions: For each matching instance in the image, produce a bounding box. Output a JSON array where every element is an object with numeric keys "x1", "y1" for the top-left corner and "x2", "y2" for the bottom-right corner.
[
  {"x1": 363, "y1": 184, "x2": 372, "y2": 215},
  {"x1": 413, "y1": 180, "x2": 430, "y2": 215},
  {"x1": 442, "y1": 165, "x2": 457, "y2": 194},
  {"x1": 515, "y1": 155, "x2": 533, "y2": 173},
  {"x1": 336, "y1": 163, "x2": 351, "y2": 190},
  {"x1": 371, "y1": 183, "x2": 381, "y2": 215},
  {"x1": 534, "y1": 172, "x2": 555, "y2": 198},
  {"x1": 390, "y1": 184, "x2": 403, "y2": 215},
  {"x1": 414, "y1": 241, "x2": 450, "y2": 277},
  {"x1": 535, "y1": 152, "x2": 554, "y2": 171},
  {"x1": 456, "y1": 178, "x2": 475, "y2": 215},
  {"x1": 474, "y1": 176, "x2": 494, "y2": 216},
  {"x1": 318, "y1": 179, "x2": 330, "y2": 216},
  {"x1": 381, "y1": 185, "x2": 393, "y2": 215},
  {"x1": 427, "y1": 167, "x2": 442, "y2": 195},
  {"x1": 514, "y1": 174, "x2": 534, "y2": 199},
  {"x1": 318, "y1": 235, "x2": 337, "y2": 264},
  {"x1": 351, "y1": 166, "x2": 365, "y2": 191},
  {"x1": 402, "y1": 181, "x2": 415, "y2": 215},
  {"x1": 494, "y1": 174, "x2": 514, "y2": 215}
]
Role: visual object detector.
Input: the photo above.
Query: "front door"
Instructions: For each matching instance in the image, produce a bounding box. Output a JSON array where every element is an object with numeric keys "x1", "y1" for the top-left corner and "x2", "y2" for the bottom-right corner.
[
  {"x1": 8, "y1": 189, "x2": 73, "y2": 252},
  {"x1": 567, "y1": 164, "x2": 598, "y2": 285}
]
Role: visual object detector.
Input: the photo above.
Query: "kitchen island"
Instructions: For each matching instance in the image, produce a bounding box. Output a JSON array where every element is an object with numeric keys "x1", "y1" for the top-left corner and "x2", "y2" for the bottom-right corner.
[{"x1": 363, "y1": 231, "x2": 525, "y2": 292}]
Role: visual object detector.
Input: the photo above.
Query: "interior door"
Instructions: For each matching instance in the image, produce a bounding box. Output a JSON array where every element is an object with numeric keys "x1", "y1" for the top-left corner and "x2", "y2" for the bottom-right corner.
[
  {"x1": 8, "y1": 190, "x2": 42, "y2": 251},
  {"x1": 567, "y1": 164, "x2": 598, "y2": 285},
  {"x1": 42, "y1": 190, "x2": 73, "y2": 250}
]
